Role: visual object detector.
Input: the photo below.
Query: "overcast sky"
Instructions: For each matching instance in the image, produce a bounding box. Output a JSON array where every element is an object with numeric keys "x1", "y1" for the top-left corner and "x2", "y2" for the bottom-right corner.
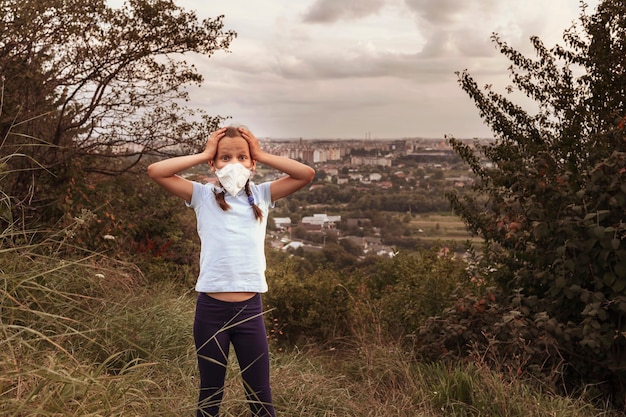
[{"x1": 108, "y1": 0, "x2": 598, "y2": 140}]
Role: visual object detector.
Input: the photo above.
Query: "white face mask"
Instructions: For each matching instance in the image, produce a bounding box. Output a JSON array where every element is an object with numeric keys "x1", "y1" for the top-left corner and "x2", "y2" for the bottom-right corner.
[{"x1": 215, "y1": 163, "x2": 252, "y2": 196}]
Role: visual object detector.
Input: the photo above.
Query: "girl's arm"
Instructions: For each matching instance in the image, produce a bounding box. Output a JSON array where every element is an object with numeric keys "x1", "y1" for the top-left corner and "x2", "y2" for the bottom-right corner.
[
  {"x1": 239, "y1": 128, "x2": 315, "y2": 201},
  {"x1": 147, "y1": 128, "x2": 226, "y2": 202}
]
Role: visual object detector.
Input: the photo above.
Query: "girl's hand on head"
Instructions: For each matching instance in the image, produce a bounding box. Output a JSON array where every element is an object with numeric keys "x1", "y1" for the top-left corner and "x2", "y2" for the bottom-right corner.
[
  {"x1": 238, "y1": 127, "x2": 262, "y2": 160},
  {"x1": 203, "y1": 127, "x2": 227, "y2": 161}
]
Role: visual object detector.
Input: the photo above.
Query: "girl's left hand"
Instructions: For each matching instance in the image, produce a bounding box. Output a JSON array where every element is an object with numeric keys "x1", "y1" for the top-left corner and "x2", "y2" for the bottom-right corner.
[{"x1": 238, "y1": 127, "x2": 263, "y2": 160}]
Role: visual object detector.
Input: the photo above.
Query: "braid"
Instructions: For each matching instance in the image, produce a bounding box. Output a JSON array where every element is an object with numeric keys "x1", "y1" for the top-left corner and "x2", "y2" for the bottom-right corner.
[
  {"x1": 213, "y1": 181, "x2": 262, "y2": 221},
  {"x1": 244, "y1": 181, "x2": 263, "y2": 222},
  {"x1": 213, "y1": 183, "x2": 231, "y2": 212}
]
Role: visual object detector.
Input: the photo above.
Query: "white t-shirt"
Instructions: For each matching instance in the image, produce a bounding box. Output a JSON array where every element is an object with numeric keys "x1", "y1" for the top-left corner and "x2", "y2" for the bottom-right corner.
[{"x1": 187, "y1": 181, "x2": 273, "y2": 293}]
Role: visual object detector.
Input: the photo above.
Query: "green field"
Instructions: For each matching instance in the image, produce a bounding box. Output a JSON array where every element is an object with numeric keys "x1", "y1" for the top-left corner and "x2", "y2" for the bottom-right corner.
[{"x1": 408, "y1": 213, "x2": 482, "y2": 243}]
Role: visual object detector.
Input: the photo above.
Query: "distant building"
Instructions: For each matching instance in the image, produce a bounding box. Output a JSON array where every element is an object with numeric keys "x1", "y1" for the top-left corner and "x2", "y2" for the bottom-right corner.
[
  {"x1": 313, "y1": 149, "x2": 327, "y2": 163},
  {"x1": 301, "y1": 213, "x2": 341, "y2": 229},
  {"x1": 326, "y1": 147, "x2": 342, "y2": 161},
  {"x1": 350, "y1": 155, "x2": 392, "y2": 167},
  {"x1": 273, "y1": 217, "x2": 292, "y2": 230},
  {"x1": 282, "y1": 241, "x2": 304, "y2": 251},
  {"x1": 341, "y1": 236, "x2": 395, "y2": 257}
]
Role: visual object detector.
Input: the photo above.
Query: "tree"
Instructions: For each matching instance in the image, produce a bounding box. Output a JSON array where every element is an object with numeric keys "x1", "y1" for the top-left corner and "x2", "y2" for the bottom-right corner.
[
  {"x1": 0, "y1": 0, "x2": 235, "y2": 226},
  {"x1": 446, "y1": 0, "x2": 626, "y2": 404}
]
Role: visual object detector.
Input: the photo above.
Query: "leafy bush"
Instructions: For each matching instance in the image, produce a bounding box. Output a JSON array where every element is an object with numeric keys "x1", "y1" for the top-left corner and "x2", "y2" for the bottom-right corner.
[
  {"x1": 446, "y1": 0, "x2": 626, "y2": 405},
  {"x1": 355, "y1": 248, "x2": 470, "y2": 338},
  {"x1": 265, "y1": 256, "x2": 352, "y2": 346},
  {"x1": 54, "y1": 164, "x2": 202, "y2": 287},
  {"x1": 265, "y1": 246, "x2": 469, "y2": 347}
]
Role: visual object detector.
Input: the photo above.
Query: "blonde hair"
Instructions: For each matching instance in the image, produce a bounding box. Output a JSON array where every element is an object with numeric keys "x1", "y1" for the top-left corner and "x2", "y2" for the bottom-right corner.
[{"x1": 212, "y1": 126, "x2": 263, "y2": 222}]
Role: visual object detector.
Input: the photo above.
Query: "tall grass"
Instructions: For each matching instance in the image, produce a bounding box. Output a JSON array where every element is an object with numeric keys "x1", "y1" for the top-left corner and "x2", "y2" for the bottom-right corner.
[{"x1": 0, "y1": 210, "x2": 199, "y2": 416}]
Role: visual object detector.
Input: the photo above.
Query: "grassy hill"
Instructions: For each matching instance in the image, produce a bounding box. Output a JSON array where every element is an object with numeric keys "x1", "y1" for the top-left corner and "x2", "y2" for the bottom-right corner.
[{"x1": 0, "y1": 226, "x2": 618, "y2": 416}]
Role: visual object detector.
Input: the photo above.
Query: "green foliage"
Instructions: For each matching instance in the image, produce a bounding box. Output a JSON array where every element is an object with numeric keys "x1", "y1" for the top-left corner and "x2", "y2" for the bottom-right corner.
[
  {"x1": 300, "y1": 184, "x2": 451, "y2": 214},
  {"x1": 40, "y1": 159, "x2": 201, "y2": 286},
  {"x1": 265, "y1": 256, "x2": 352, "y2": 345},
  {"x1": 356, "y1": 249, "x2": 470, "y2": 338},
  {"x1": 0, "y1": 0, "x2": 233, "y2": 227},
  {"x1": 264, "y1": 247, "x2": 469, "y2": 347},
  {"x1": 446, "y1": 0, "x2": 626, "y2": 405}
]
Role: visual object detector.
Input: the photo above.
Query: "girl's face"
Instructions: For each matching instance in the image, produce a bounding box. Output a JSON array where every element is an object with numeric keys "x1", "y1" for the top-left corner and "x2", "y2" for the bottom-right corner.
[{"x1": 210, "y1": 135, "x2": 256, "y2": 171}]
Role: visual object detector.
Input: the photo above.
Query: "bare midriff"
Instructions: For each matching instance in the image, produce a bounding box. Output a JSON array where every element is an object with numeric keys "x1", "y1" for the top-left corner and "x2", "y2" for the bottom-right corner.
[{"x1": 206, "y1": 292, "x2": 257, "y2": 302}]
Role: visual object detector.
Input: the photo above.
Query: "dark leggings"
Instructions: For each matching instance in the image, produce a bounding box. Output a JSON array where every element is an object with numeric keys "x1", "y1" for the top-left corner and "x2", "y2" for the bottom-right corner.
[{"x1": 193, "y1": 293, "x2": 276, "y2": 417}]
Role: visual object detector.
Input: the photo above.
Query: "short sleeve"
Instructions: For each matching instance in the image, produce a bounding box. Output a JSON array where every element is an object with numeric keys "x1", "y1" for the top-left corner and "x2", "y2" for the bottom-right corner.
[{"x1": 186, "y1": 181, "x2": 210, "y2": 209}]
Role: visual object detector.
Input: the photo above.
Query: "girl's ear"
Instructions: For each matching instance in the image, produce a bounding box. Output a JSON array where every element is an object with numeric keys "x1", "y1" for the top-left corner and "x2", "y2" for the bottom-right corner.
[
  {"x1": 250, "y1": 159, "x2": 257, "y2": 171},
  {"x1": 208, "y1": 160, "x2": 216, "y2": 172}
]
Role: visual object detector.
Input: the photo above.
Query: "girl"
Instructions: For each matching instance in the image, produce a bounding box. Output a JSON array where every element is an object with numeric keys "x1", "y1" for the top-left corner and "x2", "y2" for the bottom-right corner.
[{"x1": 147, "y1": 126, "x2": 315, "y2": 417}]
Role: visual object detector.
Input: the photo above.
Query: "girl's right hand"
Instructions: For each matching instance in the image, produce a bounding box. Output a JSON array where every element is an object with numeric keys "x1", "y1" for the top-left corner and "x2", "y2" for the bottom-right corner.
[{"x1": 203, "y1": 127, "x2": 227, "y2": 161}]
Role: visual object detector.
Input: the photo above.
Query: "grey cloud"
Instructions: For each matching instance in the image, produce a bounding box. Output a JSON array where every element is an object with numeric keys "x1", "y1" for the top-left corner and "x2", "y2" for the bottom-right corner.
[
  {"x1": 419, "y1": 27, "x2": 497, "y2": 59},
  {"x1": 403, "y1": 0, "x2": 498, "y2": 25},
  {"x1": 303, "y1": 0, "x2": 387, "y2": 23},
  {"x1": 271, "y1": 49, "x2": 464, "y2": 84},
  {"x1": 404, "y1": 0, "x2": 464, "y2": 24},
  {"x1": 401, "y1": 0, "x2": 501, "y2": 59},
  {"x1": 211, "y1": 42, "x2": 493, "y2": 85}
]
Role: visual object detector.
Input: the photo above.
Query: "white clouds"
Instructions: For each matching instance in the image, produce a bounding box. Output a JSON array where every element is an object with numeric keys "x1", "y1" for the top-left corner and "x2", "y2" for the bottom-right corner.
[{"x1": 106, "y1": 0, "x2": 599, "y2": 139}]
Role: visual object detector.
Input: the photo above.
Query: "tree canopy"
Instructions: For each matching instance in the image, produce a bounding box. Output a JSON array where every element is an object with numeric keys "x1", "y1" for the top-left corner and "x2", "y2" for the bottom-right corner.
[
  {"x1": 1, "y1": 0, "x2": 235, "y2": 226},
  {"x1": 446, "y1": 0, "x2": 626, "y2": 405}
]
